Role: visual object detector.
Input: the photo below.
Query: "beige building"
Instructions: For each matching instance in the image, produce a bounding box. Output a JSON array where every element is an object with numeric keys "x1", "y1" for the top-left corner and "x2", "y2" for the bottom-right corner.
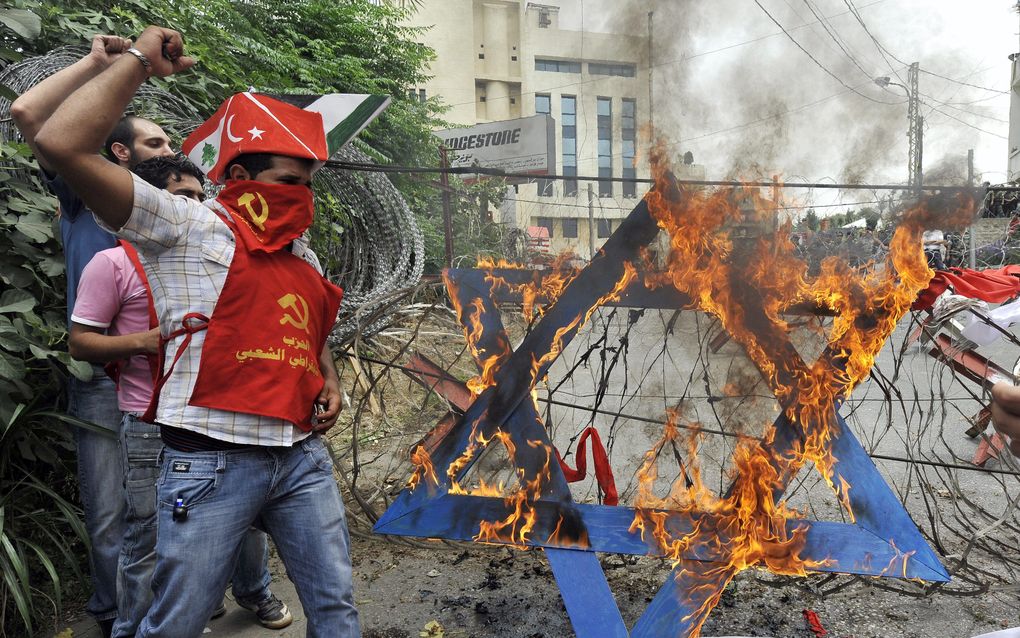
[{"x1": 406, "y1": 1, "x2": 668, "y2": 259}]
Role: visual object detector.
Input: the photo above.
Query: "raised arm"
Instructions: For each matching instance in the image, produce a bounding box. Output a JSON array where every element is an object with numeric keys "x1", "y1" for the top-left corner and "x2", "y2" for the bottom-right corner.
[
  {"x1": 34, "y1": 26, "x2": 194, "y2": 230},
  {"x1": 10, "y1": 35, "x2": 132, "y2": 172}
]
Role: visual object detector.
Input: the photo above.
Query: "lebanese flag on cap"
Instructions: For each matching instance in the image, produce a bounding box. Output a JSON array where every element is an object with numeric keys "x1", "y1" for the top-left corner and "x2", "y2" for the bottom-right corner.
[{"x1": 183, "y1": 91, "x2": 390, "y2": 184}]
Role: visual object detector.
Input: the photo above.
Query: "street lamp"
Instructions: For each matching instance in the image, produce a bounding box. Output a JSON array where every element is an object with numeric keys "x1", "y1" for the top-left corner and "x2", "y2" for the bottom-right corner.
[{"x1": 874, "y1": 62, "x2": 923, "y2": 195}]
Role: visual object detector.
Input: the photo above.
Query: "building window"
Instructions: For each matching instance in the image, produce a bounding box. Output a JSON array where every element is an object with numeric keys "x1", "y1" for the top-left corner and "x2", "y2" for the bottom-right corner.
[
  {"x1": 562, "y1": 218, "x2": 578, "y2": 238},
  {"x1": 536, "y1": 93, "x2": 551, "y2": 114},
  {"x1": 561, "y1": 95, "x2": 577, "y2": 196},
  {"x1": 538, "y1": 8, "x2": 551, "y2": 28},
  {"x1": 588, "y1": 62, "x2": 636, "y2": 78},
  {"x1": 622, "y1": 98, "x2": 636, "y2": 198},
  {"x1": 537, "y1": 217, "x2": 554, "y2": 238},
  {"x1": 407, "y1": 88, "x2": 427, "y2": 103},
  {"x1": 597, "y1": 218, "x2": 613, "y2": 238},
  {"x1": 536, "y1": 58, "x2": 581, "y2": 74},
  {"x1": 597, "y1": 97, "x2": 612, "y2": 198},
  {"x1": 535, "y1": 94, "x2": 553, "y2": 197}
]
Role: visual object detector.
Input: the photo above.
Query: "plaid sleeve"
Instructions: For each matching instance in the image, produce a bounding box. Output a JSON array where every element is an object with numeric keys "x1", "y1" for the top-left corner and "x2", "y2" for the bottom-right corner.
[
  {"x1": 296, "y1": 240, "x2": 325, "y2": 275},
  {"x1": 95, "y1": 173, "x2": 195, "y2": 257}
]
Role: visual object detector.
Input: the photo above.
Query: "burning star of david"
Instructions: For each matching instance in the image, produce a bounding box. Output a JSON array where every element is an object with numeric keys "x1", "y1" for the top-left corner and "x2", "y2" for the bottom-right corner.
[{"x1": 374, "y1": 198, "x2": 948, "y2": 638}]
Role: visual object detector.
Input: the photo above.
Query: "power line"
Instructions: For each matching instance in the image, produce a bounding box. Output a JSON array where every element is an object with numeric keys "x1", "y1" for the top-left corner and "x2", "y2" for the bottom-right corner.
[
  {"x1": 843, "y1": 0, "x2": 1007, "y2": 96},
  {"x1": 919, "y1": 68, "x2": 1008, "y2": 95},
  {"x1": 924, "y1": 104, "x2": 1008, "y2": 140},
  {"x1": 842, "y1": 0, "x2": 906, "y2": 85},
  {"x1": 510, "y1": 195, "x2": 905, "y2": 214},
  {"x1": 920, "y1": 93, "x2": 1009, "y2": 125},
  {"x1": 798, "y1": 0, "x2": 878, "y2": 82},
  {"x1": 942, "y1": 93, "x2": 1006, "y2": 107},
  {"x1": 327, "y1": 159, "x2": 997, "y2": 192},
  {"x1": 753, "y1": 0, "x2": 900, "y2": 105},
  {"x1": 405, "y1": 170, "x2": 905, "y2": 215}
]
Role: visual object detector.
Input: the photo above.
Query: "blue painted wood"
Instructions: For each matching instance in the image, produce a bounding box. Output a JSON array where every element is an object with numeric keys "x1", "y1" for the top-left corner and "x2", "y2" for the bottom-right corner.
[
  {"x1": 546, "y1": 548, "x2": 628, "y2": 638},
  {"x1": 375, "y1": 492, "x2": 948, "y2": 582},
  {"x1": 631, "y1": 561, "x2": 733, "y2": 638},
  {"x1": 826, "y1": 411, "x2": 950, "y2": 580},
  {"x1": 446, "y1": 269, "x2": 512, "y2": 374},
  {"x1": 391, "y1": 285, "x2": 624, "y2": 638}
]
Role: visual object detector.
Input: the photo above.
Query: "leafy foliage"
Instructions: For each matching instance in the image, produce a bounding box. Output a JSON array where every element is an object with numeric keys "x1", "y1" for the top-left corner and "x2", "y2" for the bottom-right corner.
[{"x1": 0, "y1": 136, "x2": 95, "y2": 636}]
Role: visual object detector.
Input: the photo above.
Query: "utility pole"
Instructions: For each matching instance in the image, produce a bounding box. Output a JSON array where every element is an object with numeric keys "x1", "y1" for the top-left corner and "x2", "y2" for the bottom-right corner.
[
  {"x1": 968, "y1": 149, "x2": 976, "y2": 268},
  {"x1": 647, "y1": 11, "x2": 654, "y2": 131},
  {"x1": 440, "y1": 146, "x2": 454, "y2": 268},
  {"x1": 907, "y1": 62, "x2": 923, "y2": 194},
  {"x1": 587, "y1": 183, "x2": 595, "y2": 259}
]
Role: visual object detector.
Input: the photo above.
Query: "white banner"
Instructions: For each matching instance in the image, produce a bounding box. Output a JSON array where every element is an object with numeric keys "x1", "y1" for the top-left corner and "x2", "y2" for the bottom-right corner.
[{"x1": 437, "y1": 115, "x2": 555, "y2": 179}]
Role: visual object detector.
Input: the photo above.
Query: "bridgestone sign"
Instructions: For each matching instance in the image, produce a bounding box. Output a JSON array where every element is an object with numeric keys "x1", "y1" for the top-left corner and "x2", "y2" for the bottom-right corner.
[{"x1": 437, "y1": 114, "x2": 555, "y2": 181}]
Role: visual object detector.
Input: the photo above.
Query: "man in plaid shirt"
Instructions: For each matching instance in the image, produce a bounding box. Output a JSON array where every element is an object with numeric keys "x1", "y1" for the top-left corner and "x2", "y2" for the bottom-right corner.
[{"x1": 36, "y1": 26, "x2": 364, "y2": 637}]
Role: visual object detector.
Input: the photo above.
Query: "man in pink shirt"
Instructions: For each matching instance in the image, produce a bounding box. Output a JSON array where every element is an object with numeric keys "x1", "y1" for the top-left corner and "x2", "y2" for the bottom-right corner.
[{"x1": 69, "y1": 154, "x2": 292, "y2": 636}]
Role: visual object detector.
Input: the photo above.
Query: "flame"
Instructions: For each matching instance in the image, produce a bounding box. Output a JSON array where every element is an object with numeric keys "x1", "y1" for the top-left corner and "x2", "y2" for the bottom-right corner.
[
  {"x1": 436, "y1": 254, "x2": 633, "y2": 549},
  {"x1": 471, "y1": 437, "x2": 557, "y2": 547},
  {"x1": 443, "y1": 270, "x2": 512, "y2": 396},
  {"x1": 632, "y1": 145, "x2": 974, "y2": 635},
  {"x1": 879, "y1": 540, "x2": 917, "y2": 580},
  {"x1": 407, "y1": 444, "x2": 439, "y2": 492},
  {"x1": 481, "y1": 253, "x2": 582, "y2": 320}
]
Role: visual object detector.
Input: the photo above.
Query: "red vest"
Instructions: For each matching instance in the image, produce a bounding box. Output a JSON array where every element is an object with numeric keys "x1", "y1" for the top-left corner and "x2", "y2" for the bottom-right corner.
[{"x1": 144, "y1": 188, "x2": 342, "y2": 430}]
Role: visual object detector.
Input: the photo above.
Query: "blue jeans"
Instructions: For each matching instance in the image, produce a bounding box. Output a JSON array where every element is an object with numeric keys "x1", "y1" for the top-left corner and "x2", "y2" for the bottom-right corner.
[
  {"x1": 137, "y1": 434, "x2": 359, "y2": 638},
  {"x1": 112, "y1": 414, "x2": 274, "y2": 638},
  {"x1": 69, "y1": 372, "x2": 126, "y2": 623}
]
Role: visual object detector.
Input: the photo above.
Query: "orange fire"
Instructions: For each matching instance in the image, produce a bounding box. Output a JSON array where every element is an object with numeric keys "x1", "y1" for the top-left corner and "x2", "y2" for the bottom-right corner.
[
  {"x1": 481, "y1": 252, "x2": 582, "y2": 320},
  {"x1": 443, "y1": 270, "x2": 511, "y2": 397},
  {"x1": 633, "y1": 144, "x2": 974, "y2": 634},
  {"x1": 424, "y1": 256, "x2": 636, "y2": 548},
  {"x1": 407, "y1": 444, "x2": 438, "y2": 492}
]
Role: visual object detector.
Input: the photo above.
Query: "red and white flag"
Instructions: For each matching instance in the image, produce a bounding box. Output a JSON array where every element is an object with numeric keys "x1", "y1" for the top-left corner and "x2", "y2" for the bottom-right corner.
[{"x1": 183, "y1": 91, "x2": 390, "y2": 184}]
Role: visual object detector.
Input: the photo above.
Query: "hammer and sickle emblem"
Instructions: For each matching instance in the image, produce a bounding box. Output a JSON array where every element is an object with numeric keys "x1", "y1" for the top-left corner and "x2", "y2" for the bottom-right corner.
[
  {"x1": 237, "y1": 192, "x2": 270, "y2": 231},
  {"x1": 277, "y1": 293, "x2": 311, "y2": 334}
]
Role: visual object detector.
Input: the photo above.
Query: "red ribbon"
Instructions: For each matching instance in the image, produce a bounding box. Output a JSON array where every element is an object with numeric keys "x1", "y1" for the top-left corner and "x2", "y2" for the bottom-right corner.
[
  {"x1": 555, "y1": 426, "x2": 618, "y2": 506},
  {"x1": 802, "y1": 609, "x2": 827, "y2": 637}
]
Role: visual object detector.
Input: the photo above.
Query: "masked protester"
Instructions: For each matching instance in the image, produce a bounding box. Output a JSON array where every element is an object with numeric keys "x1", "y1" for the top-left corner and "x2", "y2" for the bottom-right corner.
[
  {"x1": 34, "y1": 26, "x2": 388, "y2": 637},
  {"x1": 68, "y1": 154, "x2": 292, "y2": 635}
]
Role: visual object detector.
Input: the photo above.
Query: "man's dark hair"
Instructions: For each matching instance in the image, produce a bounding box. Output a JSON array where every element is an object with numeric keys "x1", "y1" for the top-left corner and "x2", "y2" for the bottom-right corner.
[
  {"x1": 104, "y1": 114, "x2": 141, "y2": 163},
  {"x1": 133, "y1": 154, "x2": 206, "y2": 190},
  {"x1": 225, "y1": 153, "x2": 314, "y2": 180}
]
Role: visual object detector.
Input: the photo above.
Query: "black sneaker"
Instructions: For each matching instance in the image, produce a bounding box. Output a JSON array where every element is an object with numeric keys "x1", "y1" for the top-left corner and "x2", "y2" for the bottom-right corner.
[
  {"x1": 210, "y1": 601, "x2": 227, "y2": 619},
  {"x1": 238, "y1": 592, "x2": 293, "y2": 630}
]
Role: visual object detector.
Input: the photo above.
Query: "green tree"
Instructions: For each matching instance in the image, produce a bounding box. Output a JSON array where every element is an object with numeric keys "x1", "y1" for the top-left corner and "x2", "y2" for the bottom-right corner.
[
  {"x1": 861, "y1": 206, "x2": 880, "y2": 231},
  {"x1": 802, "y1": 208, "x2": 819, "y2": 231}
]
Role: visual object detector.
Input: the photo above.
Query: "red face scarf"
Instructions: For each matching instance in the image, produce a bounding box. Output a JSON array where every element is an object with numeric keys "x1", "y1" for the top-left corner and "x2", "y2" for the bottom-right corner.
[{"x1": 217, "y1": 180, "x2": 314, "y2": 253}]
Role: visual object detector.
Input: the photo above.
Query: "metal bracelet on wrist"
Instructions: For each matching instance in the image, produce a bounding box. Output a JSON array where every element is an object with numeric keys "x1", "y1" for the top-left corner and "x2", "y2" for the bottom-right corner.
[{"x1": 125, "y1": 47, "x2": 152, "y2": 73}]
